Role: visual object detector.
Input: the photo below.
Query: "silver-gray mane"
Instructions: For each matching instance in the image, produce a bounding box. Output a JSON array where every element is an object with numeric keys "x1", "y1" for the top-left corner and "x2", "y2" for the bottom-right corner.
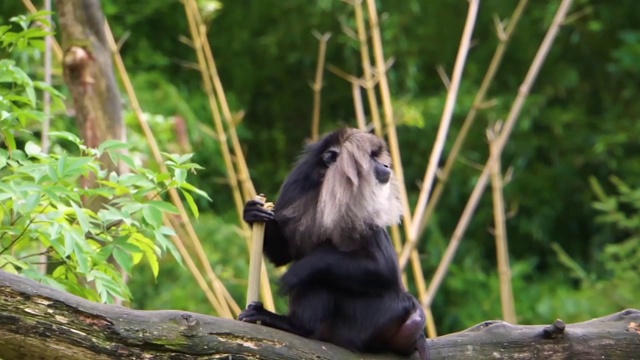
[{"x1": 281, "y1": 129, "x2": 403, "y2": 252}]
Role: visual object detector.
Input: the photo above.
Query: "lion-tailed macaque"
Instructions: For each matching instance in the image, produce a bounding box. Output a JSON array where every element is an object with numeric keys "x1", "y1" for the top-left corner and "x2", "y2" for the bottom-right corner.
[{"x1": 241, "y1": 128, "x2": 429, "y2": 360}]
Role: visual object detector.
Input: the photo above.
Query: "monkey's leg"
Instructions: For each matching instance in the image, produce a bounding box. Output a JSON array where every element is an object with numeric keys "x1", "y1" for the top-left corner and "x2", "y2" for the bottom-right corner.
[
  {"x1": 384, "y1": 296, "x2": 430, "y2": 360},
  {"x1": 415, "y1": 334, "x2": 430, "y2": 360},
  {"x1": 238, "y1": 302, "x2": 310, "y2": 337}
]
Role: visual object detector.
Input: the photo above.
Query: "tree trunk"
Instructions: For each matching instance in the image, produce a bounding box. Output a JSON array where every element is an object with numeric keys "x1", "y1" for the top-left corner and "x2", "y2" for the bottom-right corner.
[
  {"x1": 0, "y1": 270, "x2": 638, "y2": 359},
  {"x1": 55, "y1": 0, "x2": 126, "y2": 211}
]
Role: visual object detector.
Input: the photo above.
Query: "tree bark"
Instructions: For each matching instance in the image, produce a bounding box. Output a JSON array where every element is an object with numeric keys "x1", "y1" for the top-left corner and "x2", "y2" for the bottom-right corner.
[{"x1": 0, "y1": 271, "x2": 638, "y2": 359}]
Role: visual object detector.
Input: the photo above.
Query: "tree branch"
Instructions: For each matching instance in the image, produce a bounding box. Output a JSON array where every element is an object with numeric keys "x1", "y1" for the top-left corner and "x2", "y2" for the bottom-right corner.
[{"x1": 0, "y1": 271, "x2": 638, "y2": 359}]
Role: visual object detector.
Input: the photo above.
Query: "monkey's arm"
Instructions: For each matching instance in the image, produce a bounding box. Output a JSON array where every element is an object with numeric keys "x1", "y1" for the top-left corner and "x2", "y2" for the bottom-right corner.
[
  {"x1": 279, "y1": 245, "x2": 397, "y2": 294},
  {"x1": 243, "y1": 199, "x2": 292, "y2": 266}
]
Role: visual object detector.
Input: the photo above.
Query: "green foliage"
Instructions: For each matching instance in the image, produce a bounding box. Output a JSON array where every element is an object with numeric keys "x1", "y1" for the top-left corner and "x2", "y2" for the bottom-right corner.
[{"x1": 0, "y1": 12, "x2": 208, "y2": 304}]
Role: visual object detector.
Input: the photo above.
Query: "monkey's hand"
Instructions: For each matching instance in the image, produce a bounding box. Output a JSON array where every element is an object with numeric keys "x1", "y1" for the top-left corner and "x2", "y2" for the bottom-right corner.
[
  {"x1": 243, "y1": 199, "x2": 275, "y2": 224},
  {"x1": 238, "y1": 301, "x2": 269, "y2": 323}
]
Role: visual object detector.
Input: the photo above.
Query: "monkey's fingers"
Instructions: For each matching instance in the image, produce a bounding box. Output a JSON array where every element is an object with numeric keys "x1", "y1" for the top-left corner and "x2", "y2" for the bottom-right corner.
[
  {"x1": 246, "y1": 301, "x2": 264, "y2": 310},
  {"x1": 243, "y1": 207, "x2": 275, "y2": 223}
]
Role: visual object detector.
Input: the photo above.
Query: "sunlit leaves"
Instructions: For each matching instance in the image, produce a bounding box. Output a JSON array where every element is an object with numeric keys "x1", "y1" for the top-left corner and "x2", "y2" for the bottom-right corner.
[
  {"x1": 0, "y1": 135, "x2": 207, "y2": 304},
  {"x1": 0, "y1": 11, "x2": 207, "y2": 305}
]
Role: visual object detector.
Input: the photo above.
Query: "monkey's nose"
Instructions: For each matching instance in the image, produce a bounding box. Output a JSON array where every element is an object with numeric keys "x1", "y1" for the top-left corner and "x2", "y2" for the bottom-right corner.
[{"x1": 375, "y1": 165, "x2": 391, "y2": 184}]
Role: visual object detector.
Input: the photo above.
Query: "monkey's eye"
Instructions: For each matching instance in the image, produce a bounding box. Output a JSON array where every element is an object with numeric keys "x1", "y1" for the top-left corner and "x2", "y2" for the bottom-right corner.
[
  {"x1": 371, "y1": 146, "x2": 383, "y2": 158},
  {"x1": 322, "y1": 148, "x2": 339, "y2": 166}
]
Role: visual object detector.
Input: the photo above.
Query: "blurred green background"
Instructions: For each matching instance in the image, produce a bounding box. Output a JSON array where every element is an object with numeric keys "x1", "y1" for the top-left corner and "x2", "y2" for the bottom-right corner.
[{"x1": 2, "y1": 0, "x2": 639, "y2": 335}]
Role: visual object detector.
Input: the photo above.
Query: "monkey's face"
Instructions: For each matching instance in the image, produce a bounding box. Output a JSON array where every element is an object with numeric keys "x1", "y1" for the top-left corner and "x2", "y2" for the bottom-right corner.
[
  {"x1": 278, "y1": 128, "x2": 403, "y2": 252},
  {"x1": 316, "y1": 129, "x2": 403, "y2": 242}
]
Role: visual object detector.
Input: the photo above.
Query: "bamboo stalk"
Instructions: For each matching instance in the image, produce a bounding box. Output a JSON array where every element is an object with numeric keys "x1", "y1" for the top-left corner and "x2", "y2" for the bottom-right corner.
[
  {"x1": 352, "y1": 0, "x2": 383, "y2": 137},
  {"x1": 350, "y1": 0, "x2": 404, "y2": 260},
  {"x1": 422, "y1": 0, "x2": 575, "y2": 308},
  {"x1": 162, "y1": 215, "x2": 228, "y2": 316},
  {"x1": 246, "y1": 195, "x2": 274, "y2": 306},
  {"x1": 102, "y1": 19, "x2": 237, "y2": 318},
  {"x1": 310, "y1": 32, "x2": 331, "y2": 142},
  {"x1": 398, "y1": 0, "x2": 530, "y2": 270},
  {"x1": 488, "y1": 122, "x2": 517, "y2": 323},
  {"x1": 364, "y1": 0, "x2": 434, "y2": 337},
  {"x1": 186, "y1": 2, "x2": 275, "y2": 312},
  {"x1": 352, "y1": 82, "x2": 367, "y2": 130}
]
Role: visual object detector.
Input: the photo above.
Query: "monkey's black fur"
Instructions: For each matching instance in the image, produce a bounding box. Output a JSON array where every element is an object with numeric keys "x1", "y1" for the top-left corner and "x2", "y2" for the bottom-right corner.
[{"x1": 240, "y1": 128, "x2": 429, "y2": 360}]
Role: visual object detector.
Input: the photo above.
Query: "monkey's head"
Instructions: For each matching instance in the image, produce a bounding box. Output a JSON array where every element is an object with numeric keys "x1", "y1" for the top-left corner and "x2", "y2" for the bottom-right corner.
[{"x1": 276, "y1": 128, "x2": 403, "y2": 254}]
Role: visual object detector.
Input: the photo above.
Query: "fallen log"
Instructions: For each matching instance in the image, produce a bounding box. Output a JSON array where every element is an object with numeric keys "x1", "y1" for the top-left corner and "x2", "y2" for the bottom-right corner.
[{"x1": 0, "y1": 270, "x2": 638, "y2": 359}]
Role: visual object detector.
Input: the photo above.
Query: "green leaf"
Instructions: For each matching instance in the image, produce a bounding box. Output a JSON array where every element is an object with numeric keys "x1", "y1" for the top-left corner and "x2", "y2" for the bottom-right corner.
[
  {"x1": 110, "y1": 151, "x2": 137, "y2": 171},
  {"x1": 73, "y1": 240, "x2": 91, "y2": 274},
  {"x1": 70, "y1": 201, "x2": 91, "y2": 234},
  {"x1": 180, "y1": 188, "x2": 199, "y2": 219},
  {"x1": 129, "y1": 233, "x2": 159, "y2": 277},
  {"x1": 33, "y1": 80, "x2": 65, "y2": 100},
  {"x1": 142, "y1": 203, "x2": 163, "y2": 228},
  {"x1": 24, "y1": 141, "x2": 42, "y2": 157},
  {"x1": 149, "y1": 200, "x2": 179, "y2": 214},
  {"x1": 49, "y1": 131, "x2": 83, "y2": 145},
  {"x1": 98, "y1": 139, "x2": 131, "y2": 153},
  {"x1": 174, "y1": 168, "x2": 187, "y2": 184},
  {"x1": 0, "y1": 254, "x2": 29, "y2": 270},
  {"x1": 2, "y1": 130, "x2": 16, "y2": 152},
  {"x1": 113, "y1": 247, "x2": 134, "y2": 273},
  {"x1": 118, "y1": 173, "x2": 154, "y2": 188},
  {"x1": 153, "y1": 229, "x2": 183, "y2": 266},
  {"x1": 180, "y1": 182, "x2": 212, "y2": 201}
]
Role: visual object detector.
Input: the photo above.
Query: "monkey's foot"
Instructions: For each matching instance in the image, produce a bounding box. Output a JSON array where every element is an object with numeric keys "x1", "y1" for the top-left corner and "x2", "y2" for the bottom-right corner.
[{"x1": 238, "y1": 302, "x2": 309, "y2": 337}]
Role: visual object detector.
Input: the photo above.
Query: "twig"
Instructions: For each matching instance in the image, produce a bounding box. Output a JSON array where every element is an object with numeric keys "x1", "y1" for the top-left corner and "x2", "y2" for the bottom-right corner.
[
  {"x1": 435, "y1": 65, "x2": 451, "y2": 90},
  {"x1": 488, "y1": 121, "x2": 517, "y2": 323},
  {"x1": 422, "y1": 0, "x2": 575, "y2": 308},
  {"x1": 398, "y1": 0, "x2": 530, "y2": 270},
  {"x1": 310, "y1": 31, "x2": 331, "y2": 142}
]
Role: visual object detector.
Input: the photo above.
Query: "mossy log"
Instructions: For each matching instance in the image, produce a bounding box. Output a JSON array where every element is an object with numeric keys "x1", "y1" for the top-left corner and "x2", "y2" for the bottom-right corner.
[{"x1": 0, "y1": 271, "x2": 639, "y2": 359}]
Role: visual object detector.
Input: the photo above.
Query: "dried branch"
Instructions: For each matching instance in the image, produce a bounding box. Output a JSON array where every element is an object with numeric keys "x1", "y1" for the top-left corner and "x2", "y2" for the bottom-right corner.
[
  {"x1": 488, "y1": 121, "x2": 517, "y2": 323},
  {"x1": 310, "y1": 31, "x2": 332, "y2": 142}
]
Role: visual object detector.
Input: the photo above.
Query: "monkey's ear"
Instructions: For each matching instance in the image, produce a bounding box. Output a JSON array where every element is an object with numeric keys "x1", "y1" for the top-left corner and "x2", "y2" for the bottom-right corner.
[
  {"x1": 322, "y1": 148, "x2": 339, "y2": 166},
  {"x1": 365, "y1": 123, "x2": 376, "y2": 134}
]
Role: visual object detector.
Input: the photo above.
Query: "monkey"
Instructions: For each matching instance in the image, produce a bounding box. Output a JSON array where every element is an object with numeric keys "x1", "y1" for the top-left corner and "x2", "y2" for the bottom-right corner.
[{"x1": 240, "y1": 128, "x2": 430, "y2": 360}]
